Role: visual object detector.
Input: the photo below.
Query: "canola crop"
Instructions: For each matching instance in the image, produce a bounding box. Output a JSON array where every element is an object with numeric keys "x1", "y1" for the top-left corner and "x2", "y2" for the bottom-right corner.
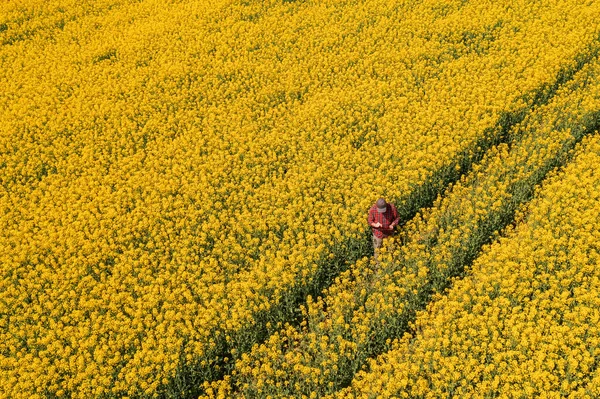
[
  {"x1": 201, "y1": 32, "x2": 600, "y2": 399},
  {"x1": 336, "y1": 132, "x2": 600, "y2": 399},
  {"x1": 2, "y1": 0, "x2": 600, "y2": 398}
]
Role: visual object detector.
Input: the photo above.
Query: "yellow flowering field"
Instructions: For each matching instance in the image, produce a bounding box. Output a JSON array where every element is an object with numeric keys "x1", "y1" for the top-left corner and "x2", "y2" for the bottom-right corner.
[
  {"x1": 2, "y1": 0, "x2": 600, "y2": 398},
  {"x1": 201, "y1": 32, "x2": 600, "y2": 399},
  {"x1": 336, "y1": 132, "x2": 600, "y2": 399}
]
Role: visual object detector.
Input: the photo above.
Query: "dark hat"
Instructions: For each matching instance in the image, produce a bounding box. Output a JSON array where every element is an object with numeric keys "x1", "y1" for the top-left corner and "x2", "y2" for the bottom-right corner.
[{"x1": 376, "y1": 198, "x2": 387, "y2": 213}]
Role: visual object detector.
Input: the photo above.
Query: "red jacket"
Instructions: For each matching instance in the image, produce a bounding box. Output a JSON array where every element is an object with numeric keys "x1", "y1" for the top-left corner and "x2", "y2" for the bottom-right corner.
[{"x1": 368, "y1": 203, "x2": 400, "y2": 238}]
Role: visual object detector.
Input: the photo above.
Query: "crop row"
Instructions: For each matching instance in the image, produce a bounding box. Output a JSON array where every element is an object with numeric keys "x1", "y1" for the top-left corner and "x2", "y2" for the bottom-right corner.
[
  {"x1": 200, "y1": 34, "x2": 600, "y2": 399},
  {"x1": 336, "y1": 134, "x2": 600, "y2": 399},
  {"x1": 2, "y1": 0, "x2": 600, "y2": 398}
]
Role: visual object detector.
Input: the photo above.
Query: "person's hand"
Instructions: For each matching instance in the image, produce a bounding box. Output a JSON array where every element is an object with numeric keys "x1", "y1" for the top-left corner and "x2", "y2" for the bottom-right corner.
[{"x1": 372, "y1": 222, "x2": 382, "y2": 228}]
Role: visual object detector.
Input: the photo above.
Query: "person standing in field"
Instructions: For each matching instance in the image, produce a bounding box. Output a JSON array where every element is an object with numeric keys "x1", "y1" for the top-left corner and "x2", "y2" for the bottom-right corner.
[{"x1": 368, "y1": 197, "x2": 400, "y2": 260}]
